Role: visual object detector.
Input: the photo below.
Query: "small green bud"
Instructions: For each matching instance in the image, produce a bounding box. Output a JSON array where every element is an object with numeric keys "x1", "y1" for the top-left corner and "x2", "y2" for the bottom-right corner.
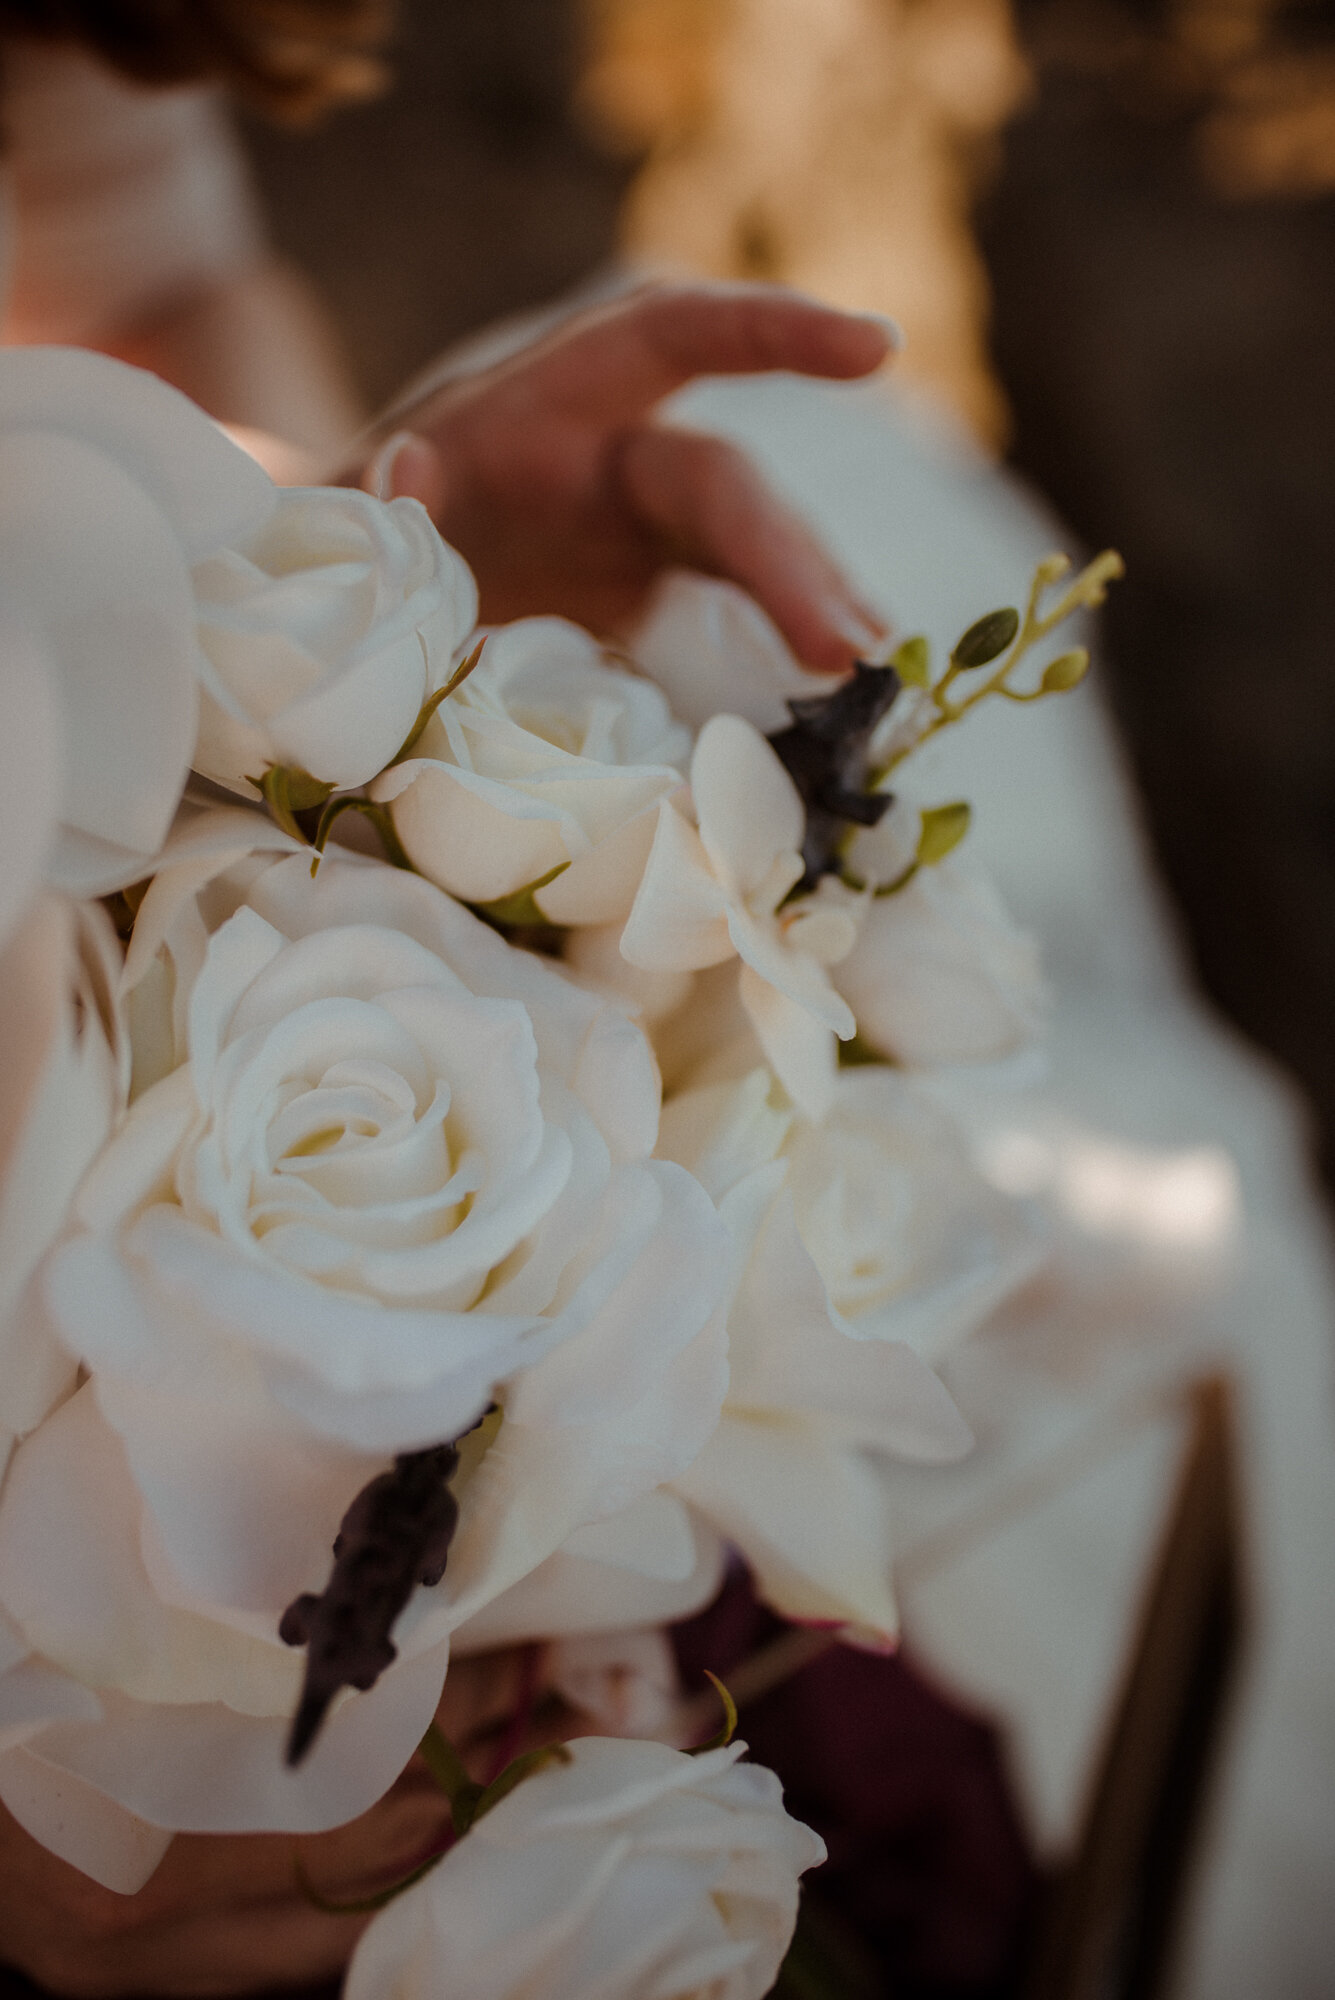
[
  {"x1": 951, "y1": 607, "x2": 1019, "y2": 670},
  {"x1": 917, "y1": 799, "x2": 971, "y2": 865},
  {"x1": 891, "y1": 634, "x2": 931, "y2": 688},
  {"x1": 1077, "y1": 549, "x2": 1125, "y2": 606},
  {"x1": 1034, "y1": 552, "x2": 1072, "y2": 587},
  {"x1": 1041, "y1": 647, "x2": 1090, "y2": 693}
]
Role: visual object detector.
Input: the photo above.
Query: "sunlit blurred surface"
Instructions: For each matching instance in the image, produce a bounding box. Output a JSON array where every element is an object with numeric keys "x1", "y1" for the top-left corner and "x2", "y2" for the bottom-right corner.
[
  {"x1": 980, "y1": 1124, "x2": 1241, "y2": 1253},
  {"x1": 580, "y1": 0, "x2": 1030, "y2": 447}
]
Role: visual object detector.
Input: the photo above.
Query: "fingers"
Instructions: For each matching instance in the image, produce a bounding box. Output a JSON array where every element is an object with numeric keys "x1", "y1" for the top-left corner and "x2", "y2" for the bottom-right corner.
[
  {"x1": 622, "y1": 283, "x2": 898, "y2": 393},
  {"x1": 616, "y1": 422, "x2": 888, "y2": 673},
  {"x1": 481, "y1": 282, "x2": 898, "y2": 425}
]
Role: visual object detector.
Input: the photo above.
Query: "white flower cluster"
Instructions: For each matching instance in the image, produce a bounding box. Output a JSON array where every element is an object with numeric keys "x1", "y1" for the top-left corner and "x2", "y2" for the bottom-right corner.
[{"x1": 0, "y1": 351, "x2": 1083, "y2": 1993}]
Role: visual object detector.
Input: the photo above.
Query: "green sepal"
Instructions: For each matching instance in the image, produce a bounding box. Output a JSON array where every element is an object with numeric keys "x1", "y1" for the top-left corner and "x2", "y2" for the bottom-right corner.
[
  {"x1": 1040, "y1": 647, "x2": 1090, "y2": 693},
  {"x1": 390, "y1": 636, "x2": 487, "y2": 765},
  {"x1": 420, "y1": 1724, "x2": 574, "y2": 1839},
  {"x1": 890, "y1": 634, "x2": 931, "y2": 688},
  {"x1": 309, "y1": 796, "x2": 412, "y2": 876},
  {"x1": 916, "y1": 800, "x2": 971, "y2": 865},
  {"x1": 950, "y1": 606, "x2": 1019, "y2": 670},
  {"x1": 471, "y1": 862, "x2": 570, "y2": 928},
  {"x1": 471, "y1": 1744, "x2": 573, "y2": 1825},
  {"x1": 293, "y1": 1844, "x2": 445, "y2": 1916},
  {"x1": 688, "y1": 1670, "x2": 739, "y2": 1755},
  {"x1": 252, "y1": 765, "x2": 335, "y2": 842}
]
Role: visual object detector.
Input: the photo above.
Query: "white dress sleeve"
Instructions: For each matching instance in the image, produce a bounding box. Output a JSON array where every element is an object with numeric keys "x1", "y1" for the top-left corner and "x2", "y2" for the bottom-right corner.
[{"x1": 0, "y1": 38, "x2": 266, "y2": 347}]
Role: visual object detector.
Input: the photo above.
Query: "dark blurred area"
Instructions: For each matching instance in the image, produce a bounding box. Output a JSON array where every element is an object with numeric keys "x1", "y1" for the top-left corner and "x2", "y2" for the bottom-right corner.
[
  {"x1": 242, "y1": 0, "x2": 631, "y2": 406},
  {"x1": 977, "y1": 0, "x2": 1335, "y2": 1186}
]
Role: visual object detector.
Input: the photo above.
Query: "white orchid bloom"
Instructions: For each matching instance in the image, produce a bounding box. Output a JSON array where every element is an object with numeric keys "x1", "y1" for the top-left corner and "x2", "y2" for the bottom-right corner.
[{"x1": 621, "y1": 715, "x2": 858, "y2": 1118}]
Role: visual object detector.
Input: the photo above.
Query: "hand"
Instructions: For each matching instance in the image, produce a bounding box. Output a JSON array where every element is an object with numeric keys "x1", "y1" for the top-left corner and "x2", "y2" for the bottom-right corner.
[
  {"x1": 362, "y1": 283, "x2": 895, "y2": 673},
  {"x1": 0, "y1": 1651, "x2": 544, "y2": 1998}
]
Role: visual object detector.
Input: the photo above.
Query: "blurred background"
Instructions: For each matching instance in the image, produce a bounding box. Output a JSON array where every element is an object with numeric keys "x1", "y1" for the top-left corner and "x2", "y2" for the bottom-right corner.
[{"x1": 242, "y1": 0, "x2": 1335, "y2": 1192}]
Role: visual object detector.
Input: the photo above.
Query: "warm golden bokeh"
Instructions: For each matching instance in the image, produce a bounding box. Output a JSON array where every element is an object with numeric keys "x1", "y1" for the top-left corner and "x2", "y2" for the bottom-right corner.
[{"x1": 580, "y1": 0, "x2": 1031, "y2": 450}]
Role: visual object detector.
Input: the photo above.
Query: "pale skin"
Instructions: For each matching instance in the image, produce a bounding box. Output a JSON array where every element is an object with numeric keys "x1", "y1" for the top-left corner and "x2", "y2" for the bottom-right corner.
[{"x1": 4, "y1": 183, "x2": 895, "y2": 1999}]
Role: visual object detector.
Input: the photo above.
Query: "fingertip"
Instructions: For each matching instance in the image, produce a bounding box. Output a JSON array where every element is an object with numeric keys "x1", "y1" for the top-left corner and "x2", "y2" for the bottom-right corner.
[
  {"x1": 363, "y1": 431, "x2": 447, "y2": 514},
  {"x1": 781, "y1": 596, "x2": 892, "y2": 675},
  {"x1": 856, "y1": 312, "x2": 905, "y2": 356}
]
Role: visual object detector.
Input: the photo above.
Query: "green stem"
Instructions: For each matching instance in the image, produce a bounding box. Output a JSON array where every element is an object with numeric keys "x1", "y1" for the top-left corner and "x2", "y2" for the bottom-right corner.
[
  {"x1": 877, "y1": 548, "x2": 1121, "y2": 777},
  {"x1": 309, "y1": 797, "x2": 413, "y2": 877}
]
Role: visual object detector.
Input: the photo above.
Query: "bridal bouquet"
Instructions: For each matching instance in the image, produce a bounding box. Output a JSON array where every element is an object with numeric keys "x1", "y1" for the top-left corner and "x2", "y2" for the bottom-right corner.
[{"x1": 0, "y1": 349, "x2": 1119, "y2": 1998}]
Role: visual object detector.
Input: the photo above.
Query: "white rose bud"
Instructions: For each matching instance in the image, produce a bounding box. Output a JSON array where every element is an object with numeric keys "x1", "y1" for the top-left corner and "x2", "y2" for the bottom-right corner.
[
  {"x1": 192, "y1": 488, "x2": 478, "y2": 796},
  {"x1": 373, "y1": 617, "x2": 689, "y2": 925},
  {"x1": 346, "y1": 1736, "x2": 825, "y2": 2000}
]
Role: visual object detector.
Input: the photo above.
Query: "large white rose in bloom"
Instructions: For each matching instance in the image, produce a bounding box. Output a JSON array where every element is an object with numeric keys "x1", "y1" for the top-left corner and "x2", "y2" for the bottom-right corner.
[
  {"x1": 346, "y1": 1737, "x2": 824, "y2": 2000},
  {"x1": 632, "y1": 571, "x2": 833, "y2": 733},
  {"x1": 660, "y1": 1065, "x2": 1036, "y2": 1638},
  {"x1": 0, "y1": 845, "x2": 729, "y2": 1873},
  {"x1": 0, "y1": 347, "x2": 274, "y2": 894},
  {"x1": 371, "y1": 618, "x2": 689, "y2": 924},
  {"x1": 832, "y1": 799, "x2": 1048, "y2": 1067},
  {"x1": 621, "y1": 715, "x2": 858, "y2": 1119},
  {"x1": 192, "y1": 488, "x2": 478, "y2": 797}
]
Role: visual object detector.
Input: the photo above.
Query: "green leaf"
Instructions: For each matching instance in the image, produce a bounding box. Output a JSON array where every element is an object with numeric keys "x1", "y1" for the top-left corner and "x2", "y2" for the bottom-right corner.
[
  {"x1": 689, "y1": 1671, "x2": 739, "y2": 1755},
  {"x1": 254, "y1": 765, "x2": 335, "y2": 841},
  {"x1": 1040, "y1": 647, "x2": 1089, "y2": 693},
  {"x1": 950, "y1": 606, "x2": 1019, "y2": 670},
  {"x1": 890, "y1": 634, "x2": 931, "y2": 688},
  {"x1": 916, "y1": 800, "x2": 971, "y2": 865},
  {"x1": 471, "y1": 862, "x2": 570, "y2": 928}
]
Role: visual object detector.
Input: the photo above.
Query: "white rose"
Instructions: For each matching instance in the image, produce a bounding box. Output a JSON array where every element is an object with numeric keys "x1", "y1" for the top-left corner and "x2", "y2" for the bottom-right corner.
[
  {"x1": 661, "y1": 1065, "x2": 1037, "y2": 1636},
  {"x1": 0, "y1": 348, "x2": 275, "y2": 893},
  {"x1": 346, "y1": 1736, "x2": 825, "y2": 2000},
  {"x1": 0, "y1": 847, "x2": 730, "y2": 1863},
  {"x1": 371, "y1": 618, "x2": 689, "y2": 924},
  {"x1": 621, "y1": 715, "x2": 858, "y2": 1119},
  {"x1": 833, "y1": 800, "x2": 1048, "y2": 1067},
  {"x1": 192, "y1": 487, "x2": 478, "y2": 796},
  {"x1": 632, "y1": 571, "x2": 833, "y2": 732}
]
